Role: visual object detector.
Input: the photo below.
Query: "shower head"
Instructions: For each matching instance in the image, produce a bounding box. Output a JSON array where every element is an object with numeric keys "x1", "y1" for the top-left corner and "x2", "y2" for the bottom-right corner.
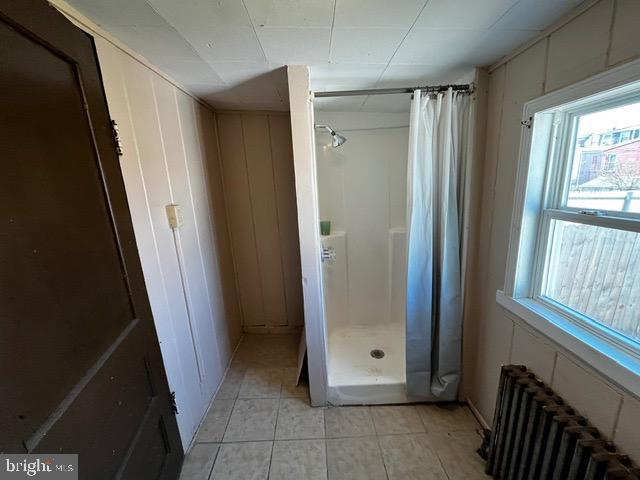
[
  {"x1": 315, "y1": 124, "x2": 347, "y2": 147},
  {"x1": 331, "y1": 132, "x2": 347, "y2": 147}
]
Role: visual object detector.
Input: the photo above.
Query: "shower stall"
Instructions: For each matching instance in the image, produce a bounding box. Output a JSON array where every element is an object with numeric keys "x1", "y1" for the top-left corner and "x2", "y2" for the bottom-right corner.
[
  {"x1": 315, "y1": 111, "x2": 410, "y2": 404},
  {"x1": 307, "y1": 80, "x2": 473, "y2": 406}
]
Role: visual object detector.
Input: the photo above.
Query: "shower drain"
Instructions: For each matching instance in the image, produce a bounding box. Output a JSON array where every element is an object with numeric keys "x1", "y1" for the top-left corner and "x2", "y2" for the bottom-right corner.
[{"x1": 370, "y1": 349, "x2": 385, "y2": 359}]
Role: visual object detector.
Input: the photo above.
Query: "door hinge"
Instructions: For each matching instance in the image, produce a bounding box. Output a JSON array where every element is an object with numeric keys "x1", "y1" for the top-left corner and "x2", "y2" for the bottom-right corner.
[
  {"x1": 521, "y1": 116, "x2": 533, "y2": 129},
  {"x1": 111, "y1": 119, "x2": 124, "y2": 156},
  {"x1": 169, "y1": 391, "x2": 178, "y2": 414}
]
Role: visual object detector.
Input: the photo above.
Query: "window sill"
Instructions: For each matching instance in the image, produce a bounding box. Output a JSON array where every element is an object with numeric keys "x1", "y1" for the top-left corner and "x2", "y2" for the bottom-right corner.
[{"x1": 496, "y1": 290, "x2": 640, "y2": 399}]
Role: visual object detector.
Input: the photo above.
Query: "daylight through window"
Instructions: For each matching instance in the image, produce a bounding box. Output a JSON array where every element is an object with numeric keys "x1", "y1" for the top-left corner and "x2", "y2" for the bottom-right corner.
[{"x1": 535, "y1": 97, "x2": 640, "y2": 346}]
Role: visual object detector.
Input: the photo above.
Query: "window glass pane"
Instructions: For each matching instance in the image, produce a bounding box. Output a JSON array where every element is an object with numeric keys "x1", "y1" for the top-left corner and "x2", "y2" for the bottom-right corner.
[
  {"x1": 542, "y1": 219, "x2": 640, "y2": 343},
  {"x1": 567, "y1": 101, "x2": 640, "y2": 214}
]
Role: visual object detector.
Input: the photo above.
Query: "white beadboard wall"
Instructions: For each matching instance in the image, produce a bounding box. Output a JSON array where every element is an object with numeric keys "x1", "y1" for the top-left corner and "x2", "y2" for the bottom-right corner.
[
  {"x1": 465, "y1": 0, "x2": 640, "y2": 463},
  {"x1": 94, "y1": 37, "x2": 242, "y2": 447},
  {"x1": 216, "y1": 112, "x2": 304, "y2": 332}
]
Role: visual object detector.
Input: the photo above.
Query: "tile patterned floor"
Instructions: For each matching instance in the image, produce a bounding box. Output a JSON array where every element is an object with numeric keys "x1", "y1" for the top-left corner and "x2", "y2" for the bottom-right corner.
[{"x1": 180, "y1": 334, "x2": 489, "y2": 480}]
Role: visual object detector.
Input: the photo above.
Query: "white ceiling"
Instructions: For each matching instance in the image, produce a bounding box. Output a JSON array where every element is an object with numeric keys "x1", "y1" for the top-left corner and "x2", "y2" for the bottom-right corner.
[{"x1": 66, "y1": 0, "x2": 584, "y2": 112}]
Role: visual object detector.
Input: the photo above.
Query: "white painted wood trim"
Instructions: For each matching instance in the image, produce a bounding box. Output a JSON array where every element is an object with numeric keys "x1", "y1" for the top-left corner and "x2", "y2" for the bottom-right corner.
[
  {"x1": 496, "y1": 292, "x2": 640, "y2": 399},
  {"x1": 502, "y1": 108, "x2": 535, "y2": 298},
  {"x1": 459, "y1": 74, "x2": 477, "y2": 298},
  {"x1": 287, "y1": 66, "x2": 328, "y2": 406},
  {"x1": 466, "y1": 397, "x2": 491, "y2": 430},
  {"x1": 522, "y1": 56, "x2": 640, "y2": 116}
]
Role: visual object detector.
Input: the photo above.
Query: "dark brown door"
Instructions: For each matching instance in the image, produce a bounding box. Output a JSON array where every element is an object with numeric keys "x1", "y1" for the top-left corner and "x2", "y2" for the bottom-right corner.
[{"x1": 0, "y1": 1, "x2": 183, "y2": 478}]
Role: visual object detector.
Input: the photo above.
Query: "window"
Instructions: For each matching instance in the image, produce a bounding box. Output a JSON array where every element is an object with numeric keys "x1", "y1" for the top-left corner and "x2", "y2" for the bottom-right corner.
[
  {"x1": 503, "y1": 66, "x2": 640, "y2": 361},
  {"x1": 541, "y1": 221, "x2": 639, "y2": 342},
  {"x1": 538, "y1": 99, "x2": 640, "y2": 346},
  {"x1": 604, "y1": 153, "x2": 617, "y2": 171},
  {"x1": 566, "y1": 104, "x2": 640, "y2": 212}
]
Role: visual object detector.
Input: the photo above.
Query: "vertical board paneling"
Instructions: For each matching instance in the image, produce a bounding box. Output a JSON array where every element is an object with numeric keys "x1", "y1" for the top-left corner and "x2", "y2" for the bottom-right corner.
[
  {"x1": 509, "y1": 322, "x2": 556, "y2": 384},
  {"x1": 217, "y1": 114, "x2": 265, "y2": 326},
  {"x1": 487, "y1": 40, "x2": 546, "y2": 293},
  {"x1": 100, "y1": 43, "x2": 206, "y2": 445},
  {"x1": 95, "y1": 39, "x2": 201, "y2": 446},
  {"x1": 152, "y1": 76, "x2": 220, "y2": 400},
  {"x1": 242, "y1": 115, "x2": 288, "y2": 326},
  {"x1": 469, "y1": 0, "x2": 640, "y2": 464},
  {"x1": 545, "y1": 0, "x2": 613, "y2": 92},
  {"x1": 609, "y1": 0, "x2": 640, "y2": 66},
  {"x1": 199, "y1": 107, "x2": 243, "y2": 349},
  {"x1": 216, "y1": 112, "x2": 304, "y2": 330},
  {"x1": 551, "y1": 354, "x2": 622, "y2": 437},
  {"x1": 166, "y1": 82, "x2": 226, "y2": 398},
  {"x1": 94, "y1": 37, "x2": 241, "y2": 448},
  {"x1": 269, "y1": 115, "x2": 304, "y2": 326},
  {"x1": 122, "y1": 58, "x2": 212, "y2": 409},
  {"x1": 193, "y1": 103, "x2": 242, "y2": 362},
  {"x1": 614, "y1": 394, "x2": 640, "y2": 462}
]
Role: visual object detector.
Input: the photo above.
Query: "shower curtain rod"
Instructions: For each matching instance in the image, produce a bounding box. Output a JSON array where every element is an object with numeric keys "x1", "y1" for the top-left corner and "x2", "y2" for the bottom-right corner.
[{"x1": 312, "y1": 83, "x2": 471, "y2": 98}]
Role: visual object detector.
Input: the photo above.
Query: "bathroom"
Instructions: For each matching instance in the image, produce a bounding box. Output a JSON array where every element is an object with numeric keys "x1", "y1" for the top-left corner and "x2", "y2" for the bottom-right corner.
[{"x1": 7, "y1": 1, "x2": 640, "y2": 478}]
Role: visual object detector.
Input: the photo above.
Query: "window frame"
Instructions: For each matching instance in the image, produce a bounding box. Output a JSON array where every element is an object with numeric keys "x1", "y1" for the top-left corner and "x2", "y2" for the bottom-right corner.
[
  {"x1": 604, "y1": 153, "x2": 617, "y2": 171},
  {"x1": 501, "y1": 59, "x2": 640, "y2": 394},
  {"x1": 532, "y1": 96, "x2": 640, "y2": 328}
]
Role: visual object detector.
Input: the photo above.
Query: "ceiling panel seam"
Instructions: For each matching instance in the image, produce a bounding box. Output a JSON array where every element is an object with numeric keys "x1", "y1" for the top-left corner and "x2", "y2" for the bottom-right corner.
[
  {"x1": 373, "y1": 0, "x2": 431, "y2": 89},
  {"x1": 328, "y1": 0, "x2": 338, "y2": 63},
  {"x1": 240, "y1": 0, "x2": 268, "y2": 63}
]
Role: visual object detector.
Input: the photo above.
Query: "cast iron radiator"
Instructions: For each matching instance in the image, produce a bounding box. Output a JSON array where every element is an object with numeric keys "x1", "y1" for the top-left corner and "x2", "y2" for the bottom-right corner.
[{"x1": 485, "y1": 365, "x2": 639, "y2": 480}]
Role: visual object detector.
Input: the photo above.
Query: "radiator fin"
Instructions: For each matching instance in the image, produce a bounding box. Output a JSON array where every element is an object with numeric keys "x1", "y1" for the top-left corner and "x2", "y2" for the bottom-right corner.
[{"x1": 486, "y1": 365, "x2": 638, "y2": 480}]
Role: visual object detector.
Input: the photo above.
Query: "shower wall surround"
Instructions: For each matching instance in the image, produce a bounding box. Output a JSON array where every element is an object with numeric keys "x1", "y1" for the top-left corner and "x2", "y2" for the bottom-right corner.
[{"x1": 315, "y1": 113, "x2": 409, "y2": 330}]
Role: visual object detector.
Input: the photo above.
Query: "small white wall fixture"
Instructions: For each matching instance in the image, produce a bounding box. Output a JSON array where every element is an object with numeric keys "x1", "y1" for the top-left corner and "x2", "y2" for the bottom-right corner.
[{"x1": 287, "y1": 65, "x2": 328, "y2": 405}]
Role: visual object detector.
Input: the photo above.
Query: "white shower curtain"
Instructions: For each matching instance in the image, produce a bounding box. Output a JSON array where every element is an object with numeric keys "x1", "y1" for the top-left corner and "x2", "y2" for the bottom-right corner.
[{"x1": 405, "y1": 88, "x2": 472, "y2": 400}]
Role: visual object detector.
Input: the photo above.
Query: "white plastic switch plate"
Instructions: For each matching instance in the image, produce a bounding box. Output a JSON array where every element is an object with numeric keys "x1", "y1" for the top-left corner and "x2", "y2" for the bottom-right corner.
[{"x1": 165, "y1": 204, "x2": 183, "y2": 229}]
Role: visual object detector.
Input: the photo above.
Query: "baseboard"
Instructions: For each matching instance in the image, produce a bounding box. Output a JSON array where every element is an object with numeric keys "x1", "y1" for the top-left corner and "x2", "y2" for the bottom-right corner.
[
  {"x1": 466, "y1": 396, "x2": 491, "y2": 430},
  {"x1": 242, "y1": 325, "x2": 303, "y2": 334}
]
